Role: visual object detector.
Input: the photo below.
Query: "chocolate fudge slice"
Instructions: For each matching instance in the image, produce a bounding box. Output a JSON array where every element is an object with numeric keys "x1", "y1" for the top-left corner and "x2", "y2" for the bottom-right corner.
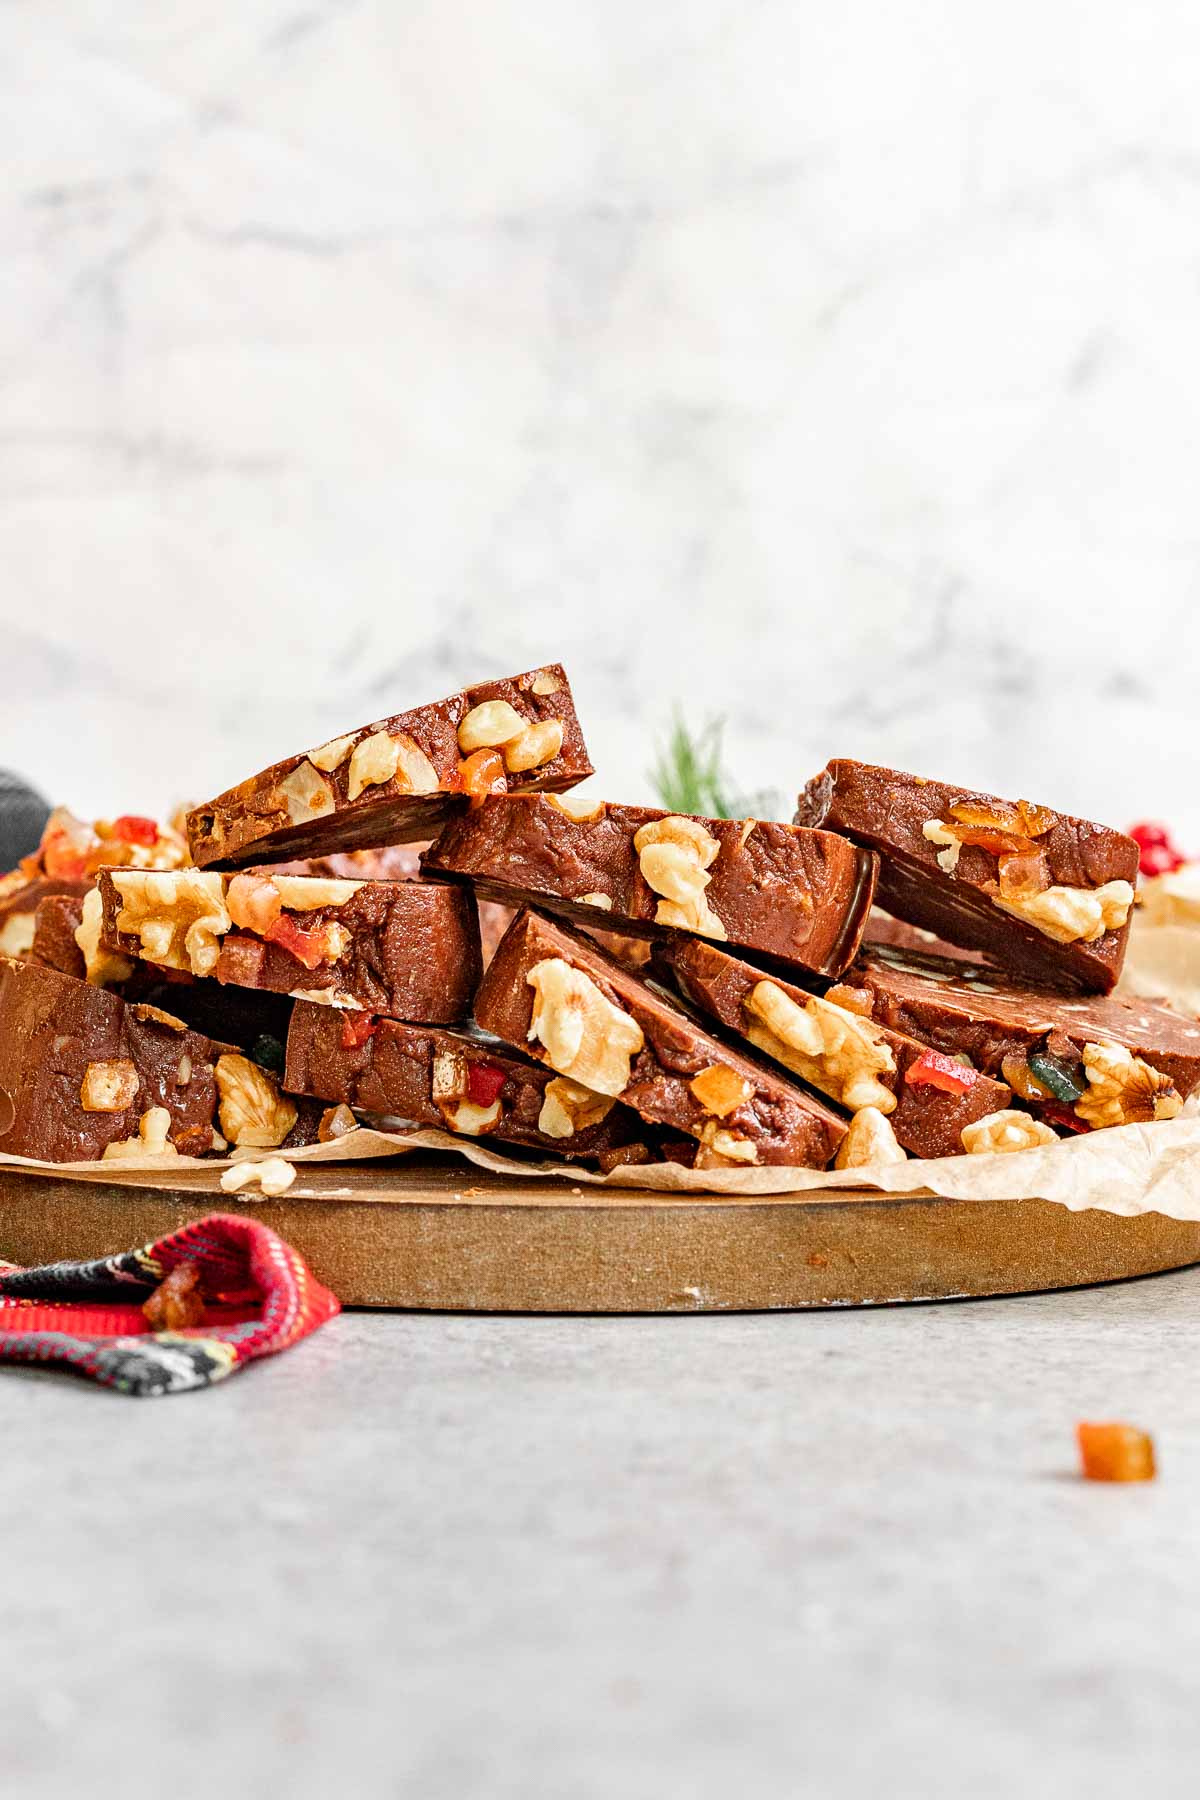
[
  {"x1": 424, "y1": 796, "x2": 877, "y2": 980},
  {"x1": 187, "y1": 664, "x2": 591, "y2": 869},
  {"x1": 98, "y1": 868, "x2": 480, "y2": 1023},
  {"x1": 0, "y1": 957, "x2": 303, "y2": 1162},
  {"x1": 285, "y1": 1002, "x2": 650, "y2": 1163},
  {"x1": 796, "y1": 761, "x2": 1138, "y2": 992},
  {"x1": 473, "y1": 909, "x2": 847, "y2": 1168},
  {"x1": 661, "y1": 937, "x2": 1011, "y2": 1158},
  {"x1": 848, "y1": 943, "x2": 1200, "y2": 1131}
]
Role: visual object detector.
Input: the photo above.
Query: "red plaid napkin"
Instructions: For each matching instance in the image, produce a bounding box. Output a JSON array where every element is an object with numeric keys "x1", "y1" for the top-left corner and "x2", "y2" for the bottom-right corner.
[{"x1": 0, "y1": 1214, "x2": 340, "y2": 1396}]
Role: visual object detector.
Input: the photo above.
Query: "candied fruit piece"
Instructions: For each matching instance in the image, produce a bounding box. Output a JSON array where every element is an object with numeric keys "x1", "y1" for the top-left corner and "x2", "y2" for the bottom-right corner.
[
  {"x1": 112, "y1": 815, "x2": 159, "y2": 848},
  {"x1": 1077, "y1": 1422, "x2": 1156, "y2": 1482},
  {"x1": 949, "y1": 798, "x2": 1023, "y2": 834},
  {"x1": 265, "y1": 913, "x2": 340, "y2": 971},
  {"x1": 466, "y1": 1060, "x2": 508, "y2": 1108},
  {"x1": 341, "y1": 1012, "x2": 379, "y2": 1051},
  {"x1": 143, "y1": 1261, "x2": 205, "y2": 1332},
  {"x1": 997, "y1": 847, "x2": 1051, "y2": 899},
  {"x1": 904, "y1": 1049, "x2": 979, "y2": 1094}
]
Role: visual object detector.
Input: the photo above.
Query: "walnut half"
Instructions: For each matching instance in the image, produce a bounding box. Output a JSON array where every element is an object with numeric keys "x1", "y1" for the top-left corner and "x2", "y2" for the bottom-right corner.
[
  {"x1": 214, "y1": 1054, "x2": 297, "y2": 1148},
  {"x1": 633, "y1": 815, "x2": 726, "y2": 939},
  {"x1": 1074, "y1": 1041, "x2": 1182, "y2": 1128},
  {"x1": 744, "y1": 981, "x2": 896, "y2": 1114},
  {"x1": 110, "y1": 869, "x2": 231, "y2": 977},
  {"x1": 526, "y1": 958, "x2": 645, "y2": 1095},
  {"x1": 961, "y1": 1110, "x2": 1060, "y2": 1154}
]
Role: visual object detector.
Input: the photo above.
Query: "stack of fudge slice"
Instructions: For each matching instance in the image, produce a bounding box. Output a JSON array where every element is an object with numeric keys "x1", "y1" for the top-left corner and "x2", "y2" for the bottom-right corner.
[{"x1": 2, "y1": 666, "x2": 1198, "y2": 1175}]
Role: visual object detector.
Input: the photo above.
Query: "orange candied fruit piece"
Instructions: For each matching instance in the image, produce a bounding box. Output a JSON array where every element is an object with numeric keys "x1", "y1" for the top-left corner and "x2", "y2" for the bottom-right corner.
[
  {"x1": 459, "y1": 748, "x2": 508, "y2": 804},
  {"x1": 1076, "y1": 1421, "x2": 1156, "y2": 1483}
]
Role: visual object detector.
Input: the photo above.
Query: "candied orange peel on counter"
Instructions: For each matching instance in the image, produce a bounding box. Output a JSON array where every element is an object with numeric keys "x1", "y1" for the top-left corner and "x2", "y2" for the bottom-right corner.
[{"x1": 1076, "y1": 1421, "x2": 1156, "y2": 1483}]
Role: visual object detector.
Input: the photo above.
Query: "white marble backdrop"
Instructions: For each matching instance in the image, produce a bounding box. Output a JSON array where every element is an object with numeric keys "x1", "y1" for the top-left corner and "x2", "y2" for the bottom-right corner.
[{"x1": 3, "y1": 2, "x2": 1200, "y2": 839}]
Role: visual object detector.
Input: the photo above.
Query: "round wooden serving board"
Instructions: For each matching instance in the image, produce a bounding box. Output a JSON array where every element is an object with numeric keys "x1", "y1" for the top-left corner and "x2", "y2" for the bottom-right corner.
[{"x1": 1, "y1": 1155, "x2": 1198, "y2": 1311}]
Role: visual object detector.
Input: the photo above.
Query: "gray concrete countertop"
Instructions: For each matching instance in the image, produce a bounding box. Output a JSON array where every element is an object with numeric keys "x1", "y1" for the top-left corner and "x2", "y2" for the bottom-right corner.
[{"x1": 2, "y1": 1271, "x2": 1199, "y2": 1800}]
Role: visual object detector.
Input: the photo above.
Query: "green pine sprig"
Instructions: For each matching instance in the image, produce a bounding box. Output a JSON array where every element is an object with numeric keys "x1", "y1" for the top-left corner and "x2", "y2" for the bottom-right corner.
[{"x1": 649, "y1": 713, "x2": 782, "y2": 821}]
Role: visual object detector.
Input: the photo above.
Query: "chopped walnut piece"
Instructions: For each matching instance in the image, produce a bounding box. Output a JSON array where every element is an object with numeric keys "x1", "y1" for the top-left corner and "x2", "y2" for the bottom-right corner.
[
  {"x1": 279, "y1": 760, "x2": 335, "y2": 824},
  {"x1": 633, "y1": 816, "x2": 726, "y2": 940},
  {"x1": 528, "y1": 670, "x2": 563, "y2": 695},
  {"x1": 504, "y1": 718, "x2": 563, "y2": 773},
  {"x1": 346, "y1": 729, "x2": 437, "y2": 802},
  {"x1": 689, "y1": 1064, "x2": 755, "y2": 1118},
  {"x1": 992, "y1": 879, "x2": 1134, "y2": 945},
  {"x1": 693, "y1": 1120, "x2": 759, "y2": 1167},
  {"x1": 526, "y1": 957, "x2": 645, "y2": 1096},
  {"x1": 961, "y1": 1109, "x2": 1060, "y2": 1154},
  {"x1": 269, "y1": 876, "x2": 363, "y2": 911},
  {"x1": 111, "y1": 869, "x2": 231, "y2": 976},
  {"x1": 74, "y1": 885, "x2": 135, "y2": 986},
  {"x1": 456, "y1": 700, "x2": 563, "y2": 773},
  {"x1": 546, "y1": 793, "x2": 605, "y2": 823},
  {"x1": 823, "y1": 983, "x2": 875, "y2": 1019},
  {"x1": 142, "y1": 1262, "x2": 205, "y2": 1331},
  {"x1": 431, "y1": 1045, "x2": 468, "y2": 1103},
  {"x1": 834, "y1": 1106, "x2": 907, "y2": 1170},
  {"x1": 0, "y1": 911, "x2": 35, "y2": 958},
  {"x1": 922, "y1": 819, "x2": 963, "y2": 873},
  {"x1": 1074, "y1": 1041, "x2": 1182, "y2": 1128},
  {"x1": 1077, "y1": 1422, "x2": 1156, "y2": 1483},
  {"x1": 537, "y1": 1076, "x2": 616, "y2": 1139},
  {"x1": 744, "y1": 981, "x2": 896, "y2": 1113},
  {"x1": 441, "y1": 1099, "x2": 503, "y2": 1136},
  {"x1": 80, "y1": 1059, "x2": 140, "y2": 1114},
  {"x1": 308, "y1": 733, "x2": 357, "y2": 772},
  {"x1": 102, "y1": 1106, "x2": 180, "y2": 1163},
  {"x1": 215, "y1": 1054, "x2": 297, "y2": 1148},
  {"x1": 318, "y1": 1103, "x2": 358, "y2": 1142},
  {"x1": 457, "y1": 700, "x2": 526, "y2": 753},
  {"x1": 221, "y1": 1157, "x2": 297, "y2": 1197}
]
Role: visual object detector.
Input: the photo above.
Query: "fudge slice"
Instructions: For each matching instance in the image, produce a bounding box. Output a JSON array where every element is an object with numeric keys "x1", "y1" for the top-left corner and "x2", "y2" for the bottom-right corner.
[
  {"x1": 473, "y1": 910, "x2": 847, "y2": 1168},
  {"x1": 796, "y1": 761, "x2": 1138, "y2": 992},
  {"x1": 662, "y1": 938, "x2": 1011, "y2": 1158},
  {"x1": 98, "y1": 868, "x2": 480, "y2": 1023},
  {"x1": 424, "y1": 796, "x2": 877, "y2": 979},
  {"x1": 285, "y1": 1002, "x2": 649, "y2": 1164},
  {"x1": 848, "y1": 943, "x2": 1200, "y2": 1131},
  {"x1": 0, "y1": 957, "x2": 302, "y2": 1162},
  {"x1": 187, "y1": 664, "x2": 591, "y2": 868}
]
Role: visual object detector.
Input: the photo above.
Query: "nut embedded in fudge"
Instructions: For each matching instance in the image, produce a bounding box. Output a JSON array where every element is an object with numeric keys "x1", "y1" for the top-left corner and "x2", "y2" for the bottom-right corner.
[
  {"x1": 284, "y1": 1001, "x2": 647, "y2": 1160},
  {"x1": 847, "y1": 942, "x2": 1200, "y2": 1131},
  {"x1": 97, "y1": 868, "x2": 481, "y2": 1023},
  {"x1": 473, "y1": 909, "x2": 848, "y2": 1168},
  {"x1": 661, "y1": 937, "x2": 1012, "y2": 1159},
  {"x1": 423, "y1": 795, "x2": 878, "y2": 980},
  {"x1": 186, "y1": 664, "x2": 592, "y2": 869},
  {"x1": 796, "y1": 761, "x2": 1138, "y2": 992}
]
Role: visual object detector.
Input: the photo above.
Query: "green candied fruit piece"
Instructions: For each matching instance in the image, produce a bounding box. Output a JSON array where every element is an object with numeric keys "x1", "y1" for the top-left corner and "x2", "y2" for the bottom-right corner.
[
  {"x1": 250, "y1": 1033, "x2": 286, "y2": 1073},
  {"x1": 1027, "y1": 1051, "x2": 1085, "y2": 1105}
]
